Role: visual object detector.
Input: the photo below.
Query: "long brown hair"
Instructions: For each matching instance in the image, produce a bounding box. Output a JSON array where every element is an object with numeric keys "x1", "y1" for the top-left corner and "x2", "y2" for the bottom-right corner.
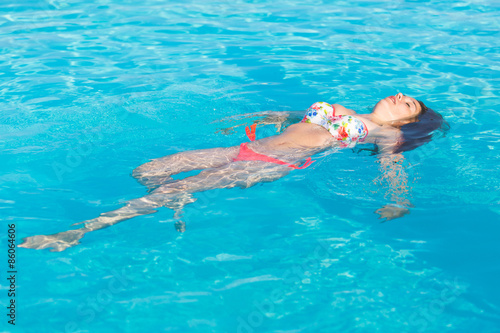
[{"x1": 393, "y1": 101, "x2": 449, "y2": 153}]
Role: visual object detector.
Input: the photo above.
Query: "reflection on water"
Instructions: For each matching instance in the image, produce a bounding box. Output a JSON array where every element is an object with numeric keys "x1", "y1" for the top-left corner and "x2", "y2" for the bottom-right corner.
[{"x1": 2, "y1": 0, "x2": 500, "y2": 331}]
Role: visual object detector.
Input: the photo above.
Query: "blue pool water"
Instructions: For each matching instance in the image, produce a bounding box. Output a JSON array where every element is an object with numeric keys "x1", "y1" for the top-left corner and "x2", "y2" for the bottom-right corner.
[{"x1": 1, "y1": 0, "x2": 499, "y2": 332}]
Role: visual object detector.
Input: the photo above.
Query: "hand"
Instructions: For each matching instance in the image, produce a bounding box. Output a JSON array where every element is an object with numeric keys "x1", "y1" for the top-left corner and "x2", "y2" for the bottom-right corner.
[
  {"x1": 214, "y1": 111, "x2": 291, "y2": 135},
  {"x1": 260, "y1": 113, "x2": 290, "y2": 132},
  {"x1": 175, "y1": 221, "x2": 186, "y2": 233},
  {"x1": 375, "y1": 204, "x2": 410, "y2": 222}
]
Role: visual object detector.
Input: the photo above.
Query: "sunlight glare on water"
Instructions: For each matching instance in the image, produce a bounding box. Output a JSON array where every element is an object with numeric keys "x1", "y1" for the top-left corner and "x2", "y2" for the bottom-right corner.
[{"x1": 0, "y1": 0, "x2": 499, "y2": 332}]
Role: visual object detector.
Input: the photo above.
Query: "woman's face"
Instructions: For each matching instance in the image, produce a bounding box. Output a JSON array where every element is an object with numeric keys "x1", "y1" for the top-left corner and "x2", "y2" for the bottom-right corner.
[{"x1": 372, "y1": 93, "x2": 422, "y2": 124}]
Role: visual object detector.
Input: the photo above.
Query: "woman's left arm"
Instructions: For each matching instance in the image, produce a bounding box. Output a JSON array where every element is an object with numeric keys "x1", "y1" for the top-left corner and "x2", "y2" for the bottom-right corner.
[
  {"x1": 214, "y1": 110, "x2": 305, "y2": 135},
  {"x1": 374, "y1": 152, "x2": 413, "y2": 221}
]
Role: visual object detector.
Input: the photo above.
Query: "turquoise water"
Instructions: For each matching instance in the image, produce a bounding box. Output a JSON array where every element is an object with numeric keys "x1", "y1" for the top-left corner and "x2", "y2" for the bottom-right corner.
[{"x1": 1, "y1": 0, "x2": 499, "y2": 332}]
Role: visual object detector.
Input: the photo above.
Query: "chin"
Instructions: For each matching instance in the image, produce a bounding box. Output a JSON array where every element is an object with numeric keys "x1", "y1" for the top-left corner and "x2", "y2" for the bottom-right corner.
[
  {"x1": 372, "y1": 101, "x2": 398, "y2": 123},
  {"x1": 372, "y1": 99, "x2": 388, "y2": 113}
]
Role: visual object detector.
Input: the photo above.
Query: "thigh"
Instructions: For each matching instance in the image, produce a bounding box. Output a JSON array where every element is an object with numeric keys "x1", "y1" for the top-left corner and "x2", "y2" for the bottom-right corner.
[
  {"x1": 153, "y1": 161, "x2": 292, "y2": 195},
  {"x1": 133, "y1": 146, "x2": 240, "y2": 189}
]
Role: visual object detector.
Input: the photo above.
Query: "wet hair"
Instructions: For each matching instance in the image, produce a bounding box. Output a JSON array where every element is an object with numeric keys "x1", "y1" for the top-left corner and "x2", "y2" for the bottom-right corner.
[
  {"x1": 392, "y1": 100, "x2": 449, "y2": 153},
  {"x1": 353, "y1": 100, "x2": 449, "y2": 156}
]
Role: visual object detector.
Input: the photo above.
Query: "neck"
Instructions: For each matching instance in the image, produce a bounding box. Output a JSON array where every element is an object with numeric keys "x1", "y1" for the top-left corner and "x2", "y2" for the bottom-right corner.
[
  {"x1": 363, "y1": 113, "x2": 414, "y2": 128},
  {"x1": 360, "y1": 113, "x2": 386, "y2": 126}
]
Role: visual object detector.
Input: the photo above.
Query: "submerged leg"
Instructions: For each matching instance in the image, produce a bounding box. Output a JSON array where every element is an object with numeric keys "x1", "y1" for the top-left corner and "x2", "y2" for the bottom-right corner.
[
  {"x1": 132, "y1": 146, "x2": 239, "y2": 190},
  {"x1": 19, "y1": 162, "x2": 292, "y2": 252},
  {"x1": 18, "y1": 194, "x2": 169, "y2": 252},
  {"x1": 153, "y1": 161, "x2": 292, "y2": 194}
]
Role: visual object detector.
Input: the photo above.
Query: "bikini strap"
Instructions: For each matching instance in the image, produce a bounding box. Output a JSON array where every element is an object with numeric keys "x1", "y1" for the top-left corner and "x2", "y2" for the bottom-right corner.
[
  {"x1": 289, "y1": 157, "x2": 315, "y2": 169},
  {"x1": 245, "y1": 123, "x2": 257, "y2": 141}
]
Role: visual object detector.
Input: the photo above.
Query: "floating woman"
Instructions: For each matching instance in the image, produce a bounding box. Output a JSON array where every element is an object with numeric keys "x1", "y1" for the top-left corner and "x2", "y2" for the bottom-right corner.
[{"x1": 19, "y1": 92, "x2": 447, "y2": 251}]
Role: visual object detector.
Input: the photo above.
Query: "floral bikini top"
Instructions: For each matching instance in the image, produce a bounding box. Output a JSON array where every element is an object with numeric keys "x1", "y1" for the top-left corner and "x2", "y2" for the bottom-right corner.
[{"x1": 301, "y1": 102, "x2": 369, "y2": 147}]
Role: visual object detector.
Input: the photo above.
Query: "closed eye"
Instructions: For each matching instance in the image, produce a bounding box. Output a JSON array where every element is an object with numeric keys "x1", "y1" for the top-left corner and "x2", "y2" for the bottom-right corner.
[{"x1": 403, "y1": 94, "x2": 417, "y2": 111}]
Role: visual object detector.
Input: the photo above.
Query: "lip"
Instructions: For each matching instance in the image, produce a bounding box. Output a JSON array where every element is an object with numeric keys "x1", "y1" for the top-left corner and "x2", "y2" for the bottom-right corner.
[{"x1": 388, "y1": 96, "x2": 396, "y2": 104}]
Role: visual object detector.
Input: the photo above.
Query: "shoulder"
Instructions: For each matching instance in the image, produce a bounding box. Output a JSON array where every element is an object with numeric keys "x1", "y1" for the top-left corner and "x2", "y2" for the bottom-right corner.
[
  {"x1": 332, "y1": 104, "x2": 357, "y2": 116},
  {"x1": 367, "y1": 124, "x2": 403, "y2": 153}
]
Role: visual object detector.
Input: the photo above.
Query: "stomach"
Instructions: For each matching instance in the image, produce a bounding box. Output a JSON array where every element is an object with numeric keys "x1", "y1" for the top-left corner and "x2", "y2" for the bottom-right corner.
[{"x1": 249, "y1": 123, "x2": 333, "y2": 161}]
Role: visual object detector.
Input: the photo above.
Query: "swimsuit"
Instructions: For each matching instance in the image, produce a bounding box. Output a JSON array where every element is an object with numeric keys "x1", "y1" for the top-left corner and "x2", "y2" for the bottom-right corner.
[
  {"x1": 301, "y1": 102, "x2": 368, "y2": 147},
  {"x1": 233, "y1": 142, "x2": 314, "y2": 169},
  {"x1": 232, "y1": 102, "x2": 368, "y2": 168},
  {"x1": 232, "y1": 124, "x2": 314, "y2": 169},
  {"x1": 233, "y1": 124, "x2": 314, "y2": 169}
]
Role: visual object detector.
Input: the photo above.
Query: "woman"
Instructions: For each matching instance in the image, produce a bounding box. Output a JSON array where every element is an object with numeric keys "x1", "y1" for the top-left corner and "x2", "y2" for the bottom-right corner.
[{"x1": 19, "y1": 93, "x2": 447, "y2": 251}]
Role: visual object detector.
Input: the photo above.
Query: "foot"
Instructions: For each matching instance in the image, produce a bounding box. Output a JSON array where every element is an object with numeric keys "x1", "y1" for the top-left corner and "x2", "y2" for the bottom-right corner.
[{"x1": 18, "y1": 229, "x2": 86, "y2": 252}]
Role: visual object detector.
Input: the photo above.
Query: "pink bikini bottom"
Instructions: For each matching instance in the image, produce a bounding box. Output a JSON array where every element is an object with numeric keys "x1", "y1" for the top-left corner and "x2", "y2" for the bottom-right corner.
[{"x1": 232, "y1": 142, "x2": 313, "y2": 170}]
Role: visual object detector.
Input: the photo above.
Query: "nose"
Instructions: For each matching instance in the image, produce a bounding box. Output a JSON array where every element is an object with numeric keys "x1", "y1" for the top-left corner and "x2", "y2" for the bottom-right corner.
[{"x1": 396, "y1": 92, "x2": 404, "y2": 100}]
